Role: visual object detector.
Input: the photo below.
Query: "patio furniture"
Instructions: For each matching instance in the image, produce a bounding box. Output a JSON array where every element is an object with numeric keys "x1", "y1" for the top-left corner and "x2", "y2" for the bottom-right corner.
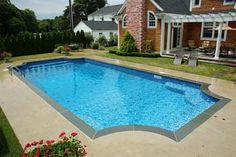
[
  {"x1": 186, "y1": 40, "x2": 196, "y2": 51},
  {"x1": 188, "y1": 52, "x2": 198, "y2": 67},
  {"x1": 199, "y1": 41, "x2": 215, "y2": 56},
  {"x1": 173, "y1": 52, "x2": 184, "y2": 65}
]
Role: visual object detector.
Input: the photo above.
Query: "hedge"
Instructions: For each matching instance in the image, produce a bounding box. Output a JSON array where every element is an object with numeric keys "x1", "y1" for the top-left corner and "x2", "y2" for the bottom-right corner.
[
  {"x1": 108, "y1": 48, "x2": 160, "y2": 58},
  {"x1": 0, "y1": 30, "x2": 93, "y2": 57}
]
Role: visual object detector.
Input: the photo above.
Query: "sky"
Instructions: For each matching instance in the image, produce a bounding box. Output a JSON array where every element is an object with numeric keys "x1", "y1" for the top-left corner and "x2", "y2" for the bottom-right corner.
[{"x1": 11, "y1": 0, "x2": 125, "y2": 19}]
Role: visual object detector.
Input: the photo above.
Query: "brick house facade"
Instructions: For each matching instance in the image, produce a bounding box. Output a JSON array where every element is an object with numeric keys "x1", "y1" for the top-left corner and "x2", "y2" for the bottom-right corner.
[{"x1": 117, "y1": 0, "x2": 236, "y2": 58}]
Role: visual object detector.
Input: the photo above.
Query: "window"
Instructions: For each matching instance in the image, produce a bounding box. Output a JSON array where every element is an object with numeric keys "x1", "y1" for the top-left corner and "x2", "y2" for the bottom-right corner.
[
  {"x1": 201, "y1": 22, "x2": 227, "y2": 40},
  {"x1": 224, "y1": 0, "x2": 235, "y2": 5},
  {"x1": 147, "y1": 11, "x2": 156, "y2": 28},
  {"x1": 122, "y1": 15, "x2": 127, "y2": 28},
  {"x1": 192, "y1": 0, "x2": 201, "y2": 7}
]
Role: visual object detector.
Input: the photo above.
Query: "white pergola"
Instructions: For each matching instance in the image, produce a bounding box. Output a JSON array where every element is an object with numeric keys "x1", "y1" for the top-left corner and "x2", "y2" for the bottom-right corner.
[{"x1": 158, "y1": 12, "x2": 236, "y2": 59}]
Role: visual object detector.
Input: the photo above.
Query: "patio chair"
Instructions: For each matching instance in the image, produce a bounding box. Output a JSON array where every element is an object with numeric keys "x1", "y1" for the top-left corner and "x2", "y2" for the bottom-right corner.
[
  {"x1": 173, "y1": 52, "x2": 184, "y2": 65},
  {"x1": 199, "y1": 41, "x2": 215, "y2": 56},
  {"x1": 186, "y1": 40, "x2": 196, "y2": 51},
  {"x1": 188, "y1": 52, "x2": 198, "y2": 67},
  {"x1": 199, "y1": 41, "x2": 210, "y2": 52}
]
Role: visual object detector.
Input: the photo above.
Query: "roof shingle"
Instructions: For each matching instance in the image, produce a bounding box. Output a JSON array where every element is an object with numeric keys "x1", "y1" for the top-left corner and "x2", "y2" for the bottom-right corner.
[{"x1": 83, "y1": 21, "x2": 117, "y2": 30}]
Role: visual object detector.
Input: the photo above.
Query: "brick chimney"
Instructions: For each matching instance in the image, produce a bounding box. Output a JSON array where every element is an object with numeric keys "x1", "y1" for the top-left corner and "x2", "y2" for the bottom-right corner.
[{"x1": 126, "y1": 0, "x2": 146, "y2": 52}]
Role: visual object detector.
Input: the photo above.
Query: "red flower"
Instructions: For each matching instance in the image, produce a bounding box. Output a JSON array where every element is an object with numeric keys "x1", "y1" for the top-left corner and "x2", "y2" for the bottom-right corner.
[
  {"x1": 31, "y1": 141, "x2": 38, "y2": 146},
  {"x1": 82, "y1": 150, "x2": 87, "y2": 156},
  {"x1": 65, "y1": 148, "x2": 71, "y2": 153},
  {"x1": 34, "y1": 149, "x2": 41, "y2": 157},
  {"x1": 24, "y1": 143, "x2": 31, "y2": 149},
  {"x1": 59, "y1": 132, "x2": 66, "y2": 138},
  {"x1": 21, "y1": 153, "x2": 29, "y2": 157},
  {"x1": 46, "y1": 140, "x2": 55, "y2": 145},
  {"x1": 71, "y1": 132, "x2": 78, "y2": 137},
  {"x1": 39, "y1": 140, "x2": 43, "y2": 145}
]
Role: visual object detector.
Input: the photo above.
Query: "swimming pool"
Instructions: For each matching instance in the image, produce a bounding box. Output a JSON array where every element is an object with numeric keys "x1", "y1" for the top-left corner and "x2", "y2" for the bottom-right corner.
[{"x1": 13, "y1": 58, "x2": 230, "y2": 141}]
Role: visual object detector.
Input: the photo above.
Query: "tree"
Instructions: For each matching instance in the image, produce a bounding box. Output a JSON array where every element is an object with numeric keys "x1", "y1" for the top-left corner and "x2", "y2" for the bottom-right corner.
[
  {"x1": 22, "y1": 9, "x2": 38, "y2": 32},
  {"x1": 38, "y1": 19, "x2": 53, "y2": 32},
  {"x1": 7, "y1": 17, "x2": 26, "y2": 35},
  {"x1": 120, "y1": 32, "x2": 137, "y2": 53},
  {"x1": 53, "y1": 16, "x2": 70, "y2": 31},
  {"x1": 63, "y1": 0, "x2": 107, "y2": 28}
]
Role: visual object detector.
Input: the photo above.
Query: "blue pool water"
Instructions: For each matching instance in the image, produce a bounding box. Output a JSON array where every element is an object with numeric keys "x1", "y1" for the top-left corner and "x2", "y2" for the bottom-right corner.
[{"x1": 17, "y1": 58, "x2": 218, "y2": 132}]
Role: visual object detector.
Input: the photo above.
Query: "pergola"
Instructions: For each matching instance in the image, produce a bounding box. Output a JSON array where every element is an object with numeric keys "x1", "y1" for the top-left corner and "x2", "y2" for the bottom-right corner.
[{"x1": 157, "y1": 11, "x2": 236, "y2": 59}]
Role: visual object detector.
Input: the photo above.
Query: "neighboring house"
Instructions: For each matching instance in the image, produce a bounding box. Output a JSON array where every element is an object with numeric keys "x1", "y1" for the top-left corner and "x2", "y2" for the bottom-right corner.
[
  {"x1": 74, "y1": 4, "x2": 122, "y2": 39},
  {"x1": 73, "y1": 21, "x2": 117, "y2": 39},
  {"x1": 117, "y1": 0, "x2": 236, "y2": 59},
  {"x1": 88, "y1": 4, "x2": 123, "y2": 23}
]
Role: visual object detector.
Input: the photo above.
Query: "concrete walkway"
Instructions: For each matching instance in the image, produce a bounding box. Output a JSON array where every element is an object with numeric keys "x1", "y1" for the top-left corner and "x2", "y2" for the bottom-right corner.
[{"x1": 0, "y1": 55, "x2": 236, "y2": 157}]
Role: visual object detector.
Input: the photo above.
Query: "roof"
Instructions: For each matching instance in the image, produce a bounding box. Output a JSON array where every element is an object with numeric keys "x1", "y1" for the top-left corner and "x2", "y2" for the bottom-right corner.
[
  {"x1": 89, "y1": 4, "x2": 123, "y2": 16},
  {"x1": 155, "y1": 0, "x2": 191, "y2": 15},
  {"x1": 83, "y1": 21, "x2": 117, "y2": 30}
]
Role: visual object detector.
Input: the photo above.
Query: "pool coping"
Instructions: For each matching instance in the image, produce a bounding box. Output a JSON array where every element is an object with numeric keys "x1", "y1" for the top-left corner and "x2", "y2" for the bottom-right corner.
[{"x1": 10, "y1": 57, "x2": 231, "y2": 142}]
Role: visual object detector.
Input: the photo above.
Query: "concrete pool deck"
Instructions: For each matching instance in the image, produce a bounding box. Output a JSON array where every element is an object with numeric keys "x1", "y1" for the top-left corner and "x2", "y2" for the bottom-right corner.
[{"x1": 0, "y1": 55, "x2": 236, "y2": 157}]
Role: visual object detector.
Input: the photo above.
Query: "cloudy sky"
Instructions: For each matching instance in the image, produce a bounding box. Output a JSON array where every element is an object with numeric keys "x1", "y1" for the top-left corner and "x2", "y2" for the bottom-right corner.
[{"x1": 11, "y1": 0, "x2": 125, "y2": 19}]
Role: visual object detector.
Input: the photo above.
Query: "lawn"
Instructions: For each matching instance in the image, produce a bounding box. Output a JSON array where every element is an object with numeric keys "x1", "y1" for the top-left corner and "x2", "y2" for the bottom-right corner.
[
  {"x1": 0, "y1": 107, "x2": 23, "y2": 157},
  {"x1": 94, "y1": 52, "x2": 236, "y2": 82}
]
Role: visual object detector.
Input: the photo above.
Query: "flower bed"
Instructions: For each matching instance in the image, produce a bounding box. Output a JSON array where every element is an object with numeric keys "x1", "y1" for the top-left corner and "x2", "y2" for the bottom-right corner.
[{"x1": 21, "y1": 132, "x2": 87, "y2": 157}]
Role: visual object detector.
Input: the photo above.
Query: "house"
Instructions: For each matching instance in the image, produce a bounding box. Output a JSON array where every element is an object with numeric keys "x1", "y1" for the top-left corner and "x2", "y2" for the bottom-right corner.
[
  {"x1": 73, "y1": 21, "x2": 117, "y2": 39},
  {"x1": 88, "y1": 4, "x2": 123, "y2": 23},
  {"x1": 74, "y1": 4, "x2": 122, "y2": 39},
  {"x1": 117, "y1": 0, "x2": 236, "y2": 59}
]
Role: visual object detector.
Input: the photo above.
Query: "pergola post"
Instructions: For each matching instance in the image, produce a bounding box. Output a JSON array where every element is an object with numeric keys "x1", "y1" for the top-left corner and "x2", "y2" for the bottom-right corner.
[
  {"x1": 166, "y1": 22, "x2": 171, "y2": 54},
  {"x1": 214, "y1": 22, "x2": 223, "y2": 59},
  {"x1": 160, "y1": 16, "x2": 165, "y2": 55}
]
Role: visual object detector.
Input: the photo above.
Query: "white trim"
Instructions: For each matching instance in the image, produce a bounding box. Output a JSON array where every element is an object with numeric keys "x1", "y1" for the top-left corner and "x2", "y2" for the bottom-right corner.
[
  {"x1": 117, "y1": 0, "x2": 128, "y2": 15},
  {"x1": 150, "y1": 0, "x2": 164, "y2": 11},
  {"x1": 166, "y1": 22, "x2": 171, "y2": 54},
  {"x1": 171, "y1": 23, "x2": 183, "y2": 49},
  {"x1": 166, "y1": 12, "x2": 236, "y2": 23},
  {"x1": 192, "y1": 0, "x2": 202, "y2": 8},
  {"x1": 214, "y1": 22, "x2": 223, "y2": 59},
  {"x1": 147, "y1": 11, "x2": 157, "y2": 28},
  {"x1": 223, "y1": 0, "x2": 235, "y2": 5},
  {"x1": 200, "y1": 22, "x2": 228, "y2": 41},
  {"x1": 160, "y1": 16, "x2": 165, "y2": 55},
  {"x1": 122, "y1": 14, "x2": 128, "y2": 28}
]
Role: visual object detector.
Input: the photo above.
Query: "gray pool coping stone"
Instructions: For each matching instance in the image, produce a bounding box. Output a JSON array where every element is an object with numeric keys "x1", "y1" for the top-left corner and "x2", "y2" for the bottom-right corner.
[{"x1": 11, "y1": 57, "x2": 231, "y2": 142}]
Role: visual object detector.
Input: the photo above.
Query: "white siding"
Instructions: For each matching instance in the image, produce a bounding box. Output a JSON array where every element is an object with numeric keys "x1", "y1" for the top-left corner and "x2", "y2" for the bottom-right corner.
[
  {"x1": 92, "y1": 30, "x2": 118, "y2": 40},
  {"x1": 88, "y1": 15, "x2": 118, "y2": 24},
  {"x1": 73, "y1": 21, "x2": 92, "y2": 33}
]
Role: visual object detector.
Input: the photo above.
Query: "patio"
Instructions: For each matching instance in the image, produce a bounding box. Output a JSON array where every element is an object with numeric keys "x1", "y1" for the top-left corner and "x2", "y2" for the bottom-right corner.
[{"x1": 0, "y1": 55, "x2": 236, "y2": 157}]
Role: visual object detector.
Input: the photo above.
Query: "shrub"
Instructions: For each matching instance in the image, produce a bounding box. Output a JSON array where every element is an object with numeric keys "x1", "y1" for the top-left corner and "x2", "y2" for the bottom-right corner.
[
  {"x1": 68, "y1": 44, "x2": 79, "y2": 50},
  {"x1": 120, "y1": 32, "x2": 137, "y2": 53},
  {"x1": 54, "y1": 46, "x2": 65, "y2": 53},
  {"x1": 91, "y1": 42, "x2": 99, "y2": 49},
  {"x1": 108, "y1": 34, "x2": 118, "y2": 47},
  {"x1": 144, "y1": 40, "x2": 153, "y2": 53},
  {"x1": 21, "y1": 132, "x2": 87, "y2": 157},
  {"x1": 54, "y1": 45, "x2": 70, "y2": 55},
  {"x1": 85, "y1": 33, "x2": 94, "y2": 48},
  {"x1": 108, "y1": 48, "x2": 160, "y2": 58},
  {"x1": 97, "y1": 35, "x2": 108, "y2": 47},
  {"x1": 98, "y1": 45, "x2": 105, "y2": 50}
]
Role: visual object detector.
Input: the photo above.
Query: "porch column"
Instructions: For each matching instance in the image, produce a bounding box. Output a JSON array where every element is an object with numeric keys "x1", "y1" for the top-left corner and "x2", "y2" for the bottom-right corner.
[
  {"x1": 166, "y1": 22, "x2": 171, "y2": 54},
  {"x1": 214, "y1": 22, "x2": 223, "y2": 59},
  {"x1": 160, "y1": 16, "x2": 165, "y2": 55}
]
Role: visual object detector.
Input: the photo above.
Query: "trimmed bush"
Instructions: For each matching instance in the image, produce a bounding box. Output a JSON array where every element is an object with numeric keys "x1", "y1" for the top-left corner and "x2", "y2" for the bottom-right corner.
[
  {"x1": 97, "y1": 35, "x2": 108, "y2": 47},
  {"x1": 108, "y1": 34, "x2": 118, "y2": 47},
  {"x1": 108, "y1": 48, "x2": 160, "y2": 58},
  {"x1": 91, "y1": 42, "x2": 99, "y2": 49},
  {"x1": 120, "y1": 32, "x2": 137, "y2": 53}
]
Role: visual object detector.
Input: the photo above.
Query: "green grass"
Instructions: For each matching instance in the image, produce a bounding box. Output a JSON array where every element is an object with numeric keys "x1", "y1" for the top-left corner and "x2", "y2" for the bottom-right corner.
[
  {"x1": 96, "y1": 52, "x2": 236, "y2": 82},
  {"x1": 0, "y1": 107, "x2": 23, "y2": 157},
  {"x1": 9, "y1": 53, "x2": 62, "y2": 62}
]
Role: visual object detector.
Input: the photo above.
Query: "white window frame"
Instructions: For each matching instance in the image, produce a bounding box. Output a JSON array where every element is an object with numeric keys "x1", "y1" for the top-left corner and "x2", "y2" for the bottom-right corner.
[
  {"x1": 147, "y1": 11, "x2": 157, "y2": 28},
  {"x1": 122, "y1": 14, "x2": 127, "y2": 28},
  {"x1": 223, "y1": 0, "x2": 235, "y2": 5},
  {"x1": 201, "y1": 22, "x2": 228, "y2": 41},
  {"x1": 192, "y1": 0, "x2": 202, "y2": 8}
]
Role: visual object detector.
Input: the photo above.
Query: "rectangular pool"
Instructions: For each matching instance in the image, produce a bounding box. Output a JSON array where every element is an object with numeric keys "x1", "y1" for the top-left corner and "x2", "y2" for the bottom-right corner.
[{"x1": 13, "y1": 58, "x2": 229, "y2": 141}]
